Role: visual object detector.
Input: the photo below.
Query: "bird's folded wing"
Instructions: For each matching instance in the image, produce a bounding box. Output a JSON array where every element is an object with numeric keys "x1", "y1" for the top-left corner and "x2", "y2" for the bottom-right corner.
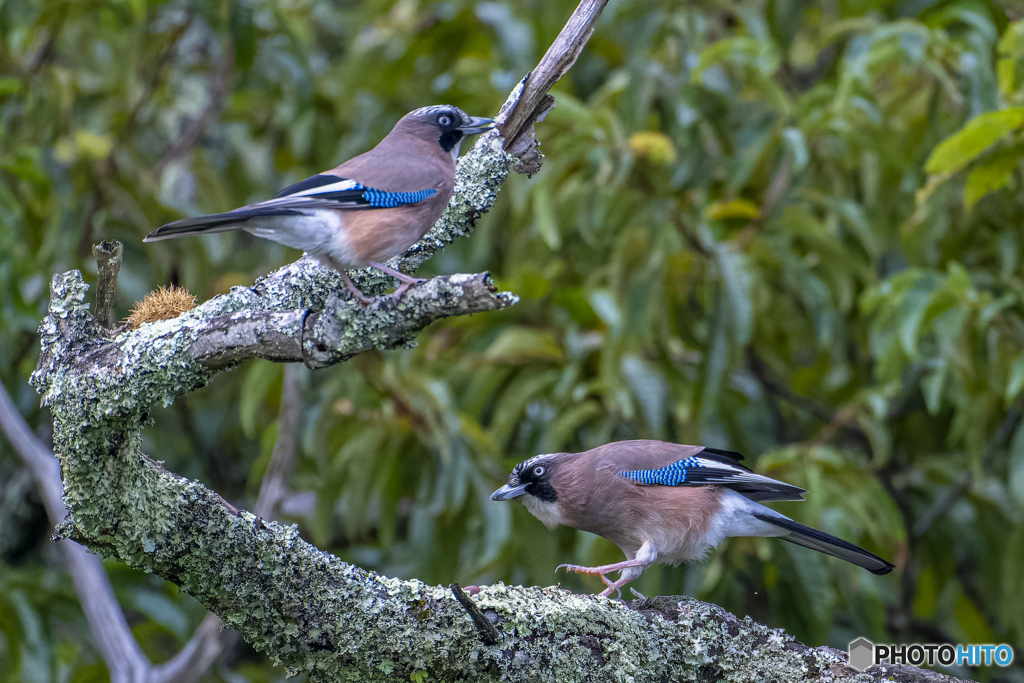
[
  {"x1": 144, "y1": 175, "x2": 437, "y2": 241},
  {"x1": 617, "y1": 455, "x2": 806, "y2": 502},
  {"x1": 271, "y1": 174, "x2": 437, "y2": 208}
]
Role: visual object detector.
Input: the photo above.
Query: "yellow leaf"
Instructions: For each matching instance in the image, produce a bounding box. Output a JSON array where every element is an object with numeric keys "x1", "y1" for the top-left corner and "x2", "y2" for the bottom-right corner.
[
  {"x1": 74, "y1": 130, "x2": 114, "y2": 161},
  {"x1": 703, "y1": 199, "x2": 761, "y2": 221},
  {"x1": 629, "y1": 131, "x2": 677, "y2": 165}
]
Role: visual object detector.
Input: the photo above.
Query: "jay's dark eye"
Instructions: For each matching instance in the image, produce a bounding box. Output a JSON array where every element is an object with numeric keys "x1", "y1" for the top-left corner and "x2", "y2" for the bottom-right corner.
[
  {"x1": 533, "y1": 466, "x2": 545, "y2": 477},
  {"x1": 438, "y1": 114, "x2": 452, "y2": 127}
]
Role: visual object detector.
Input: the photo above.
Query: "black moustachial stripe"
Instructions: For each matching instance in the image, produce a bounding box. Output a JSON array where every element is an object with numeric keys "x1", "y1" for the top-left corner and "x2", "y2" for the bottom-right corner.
[
  {"x1": 439, "y1": 130, "x2": 464, "y2": 152},
  {"x1": 530, "y1": 480, "x2": 557, "y2": 503}
]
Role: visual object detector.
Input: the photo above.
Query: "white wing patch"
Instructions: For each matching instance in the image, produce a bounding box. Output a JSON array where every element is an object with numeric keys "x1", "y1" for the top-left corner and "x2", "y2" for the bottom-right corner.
[{"x1": 280, "y1": 178, "x2": 363, "y2": 199}]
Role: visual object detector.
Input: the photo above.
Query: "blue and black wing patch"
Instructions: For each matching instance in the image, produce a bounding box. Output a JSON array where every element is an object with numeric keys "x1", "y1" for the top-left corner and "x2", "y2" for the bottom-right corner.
[
  {"x1": 618, "y1": 447, "x2": 805, "y2": 502},
  {"x1": 274, "y1": 175, "x2": 436, "y2": 207},
  {"x1": 620, "y1": 456, "x2": 708, "y2": 486},
  {"x1": 144, "y1": 175, "x2": 436, "y2": 242},
  {"x1": 360, "y1": 187, "x2": 435, "y2": 208}
]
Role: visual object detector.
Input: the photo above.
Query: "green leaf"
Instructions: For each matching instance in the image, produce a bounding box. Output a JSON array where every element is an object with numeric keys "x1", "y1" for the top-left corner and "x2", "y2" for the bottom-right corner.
[
  {"x1": 532, "y1": 184, "x2": 561, "y2": 249},
  {"x1": 921, "y1": 361, "x2": 946, "y2": 415},
  {"x1": 620, "y1": 355, "x2": 668, "y2": 432},
  {"x1": 703, "y1": 199, "x2": 760, "y2": 221},
  {"x1": 925, "y1": 108, "x2": 1024, "y2": 174},
  {"x1": 695, "y1": 37, "x2": 780, "y2": 79},
  {"x1": 240, "y1": 361, "x2": 282, "y2": 439},
  {"x1": 997, "y1": 20, "x2": 1024, "y2": 100},
  {"x1": 540, "y1": 400, "x2": 601, "y2": 452},
  {"x1": 964, "y1": 143, "x2": 1024, "y2": 209},
  {"x1": 230, "y1": 1, "x2": 257, "y2": 71},
  {"x1": 717, "y1": 245, "x2": 753, "y2": 347},
  {"x1": 484, "y1": 327, "x2": 563, "y2": 364},
  {"x1": 783, "y1": 127, "x2": 808, "y2": 171},
  {"x1": 1006, "y1": 354, "x2": 1024, "y2": 403}
]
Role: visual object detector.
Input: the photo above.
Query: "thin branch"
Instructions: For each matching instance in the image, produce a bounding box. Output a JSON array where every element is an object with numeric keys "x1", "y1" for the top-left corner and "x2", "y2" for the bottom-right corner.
[
  {"x1": 254, "y1": 363, "x2": 303, "y2": 520},
  {"x1": 911, "y1": 408, "x2": 1020, "y2": 539},
  {"x1": 152, "y1": 46, "x2": 235, "y2": 180},
  {"x1": 735, "y1": 158, "x2": 792, "y2": 250},
  {"x1": 0, "y1": 382, "x2": 63, "y2": 521},
  {"x1": 152, "y1": 613, "x2": 226, "y2": 683},
  {"x1": 747, "y1": 350, "x2": 834, "y2": 423},
  {"x1": 62, "y1": 542, "x2": 152, "y2": 683},
  {"x1": 500, "y1": 0, "x2": 609, "y2": 152},
  {"x1": 670, "y1": 209, "x2": 713, "y2": 258}
]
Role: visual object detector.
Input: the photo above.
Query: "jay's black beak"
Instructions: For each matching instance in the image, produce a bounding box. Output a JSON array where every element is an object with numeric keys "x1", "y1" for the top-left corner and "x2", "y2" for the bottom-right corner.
[
  {"x1": 490, "y1": 482, "x2": 528, "y2": 501},
  {"x1": 459, "y1": 116, "x2": 495, "y2": 135}
]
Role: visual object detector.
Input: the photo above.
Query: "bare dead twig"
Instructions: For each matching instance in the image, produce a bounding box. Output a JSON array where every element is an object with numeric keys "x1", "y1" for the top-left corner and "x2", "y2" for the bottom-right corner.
[
  {"x1": 498, "y1": 0, "x2": 610, "y2": 173},
  {"x1": 92, "y1": 240, "x2": 124, "y2": 328},
  {"x1": 451, "y1": 583, "x2": 501, "y2": 645}
]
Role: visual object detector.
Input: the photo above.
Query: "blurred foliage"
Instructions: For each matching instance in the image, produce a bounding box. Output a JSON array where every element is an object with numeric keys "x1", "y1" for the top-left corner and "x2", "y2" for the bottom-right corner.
[{"x1": 2, "y1": 0, "x2": 1024, "y2": 680}]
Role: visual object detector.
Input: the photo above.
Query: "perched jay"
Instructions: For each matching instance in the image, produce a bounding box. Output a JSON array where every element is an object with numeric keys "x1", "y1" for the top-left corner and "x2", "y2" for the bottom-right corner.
[
  {"x1": 144, "y1": 105, "x2": 494, "y2": 304},
  {"x1": 491, "y1": 440, "x2": 894, "y2": 598}
]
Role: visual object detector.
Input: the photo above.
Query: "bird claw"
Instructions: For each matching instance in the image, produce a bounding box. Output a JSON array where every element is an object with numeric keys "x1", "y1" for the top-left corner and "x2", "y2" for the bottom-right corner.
[
  {"x1": 556, "y1": 559, "x2": 650, "y2": 600},
  {"x1": 389, "y1": 279, "x2": 427, "y2": 300},
  {"x1": 339, "y1": 271, "x2": 374, "y2": 306}
]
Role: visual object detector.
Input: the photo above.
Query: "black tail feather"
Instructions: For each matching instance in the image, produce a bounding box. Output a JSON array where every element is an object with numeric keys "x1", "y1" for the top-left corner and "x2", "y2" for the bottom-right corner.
[
  {"x1": 726, "y1": 480, "x2": 806, "y2": 502},
  {"x1": 144, "y1": 208, "x2": 303, "y2": 242},
  {"x1": 754, "y1": 512, "x2": 894, "y2": 575}
]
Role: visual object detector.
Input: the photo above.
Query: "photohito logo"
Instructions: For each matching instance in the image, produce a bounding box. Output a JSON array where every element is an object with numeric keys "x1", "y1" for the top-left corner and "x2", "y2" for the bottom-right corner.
[{"x1": 848, "y1": 638, "x2": 1014, "y2": 671}]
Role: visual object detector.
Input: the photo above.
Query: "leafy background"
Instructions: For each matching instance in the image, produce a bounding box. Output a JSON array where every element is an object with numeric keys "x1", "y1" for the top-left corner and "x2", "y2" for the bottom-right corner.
[{"x1": 2, "y1": 0, "x2": 1024, "y2": 680}]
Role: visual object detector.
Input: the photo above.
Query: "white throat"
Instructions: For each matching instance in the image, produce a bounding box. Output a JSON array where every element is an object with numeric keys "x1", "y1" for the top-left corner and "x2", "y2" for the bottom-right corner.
[
  {"x1": 450, "y1": 138, "x2": 463, "y2": 164},
  {"x1": 521, "y1": 495, "x2": 564, "y2": 529}
]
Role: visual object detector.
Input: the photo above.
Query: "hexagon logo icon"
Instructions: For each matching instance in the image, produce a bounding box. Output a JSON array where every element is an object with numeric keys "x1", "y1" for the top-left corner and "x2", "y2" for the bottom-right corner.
[{"x1": 848, "y1": 637, "x2": 874, "y2": 672}]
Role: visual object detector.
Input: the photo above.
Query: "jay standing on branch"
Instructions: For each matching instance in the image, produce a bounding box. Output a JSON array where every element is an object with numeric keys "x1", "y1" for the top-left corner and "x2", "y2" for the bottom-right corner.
[
  {"x1": 145, "y1": 105, "x2": 495, "y2": 304},
  {"x1": 492, "y1": 440, "x2": 895, "y2": 598}
]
